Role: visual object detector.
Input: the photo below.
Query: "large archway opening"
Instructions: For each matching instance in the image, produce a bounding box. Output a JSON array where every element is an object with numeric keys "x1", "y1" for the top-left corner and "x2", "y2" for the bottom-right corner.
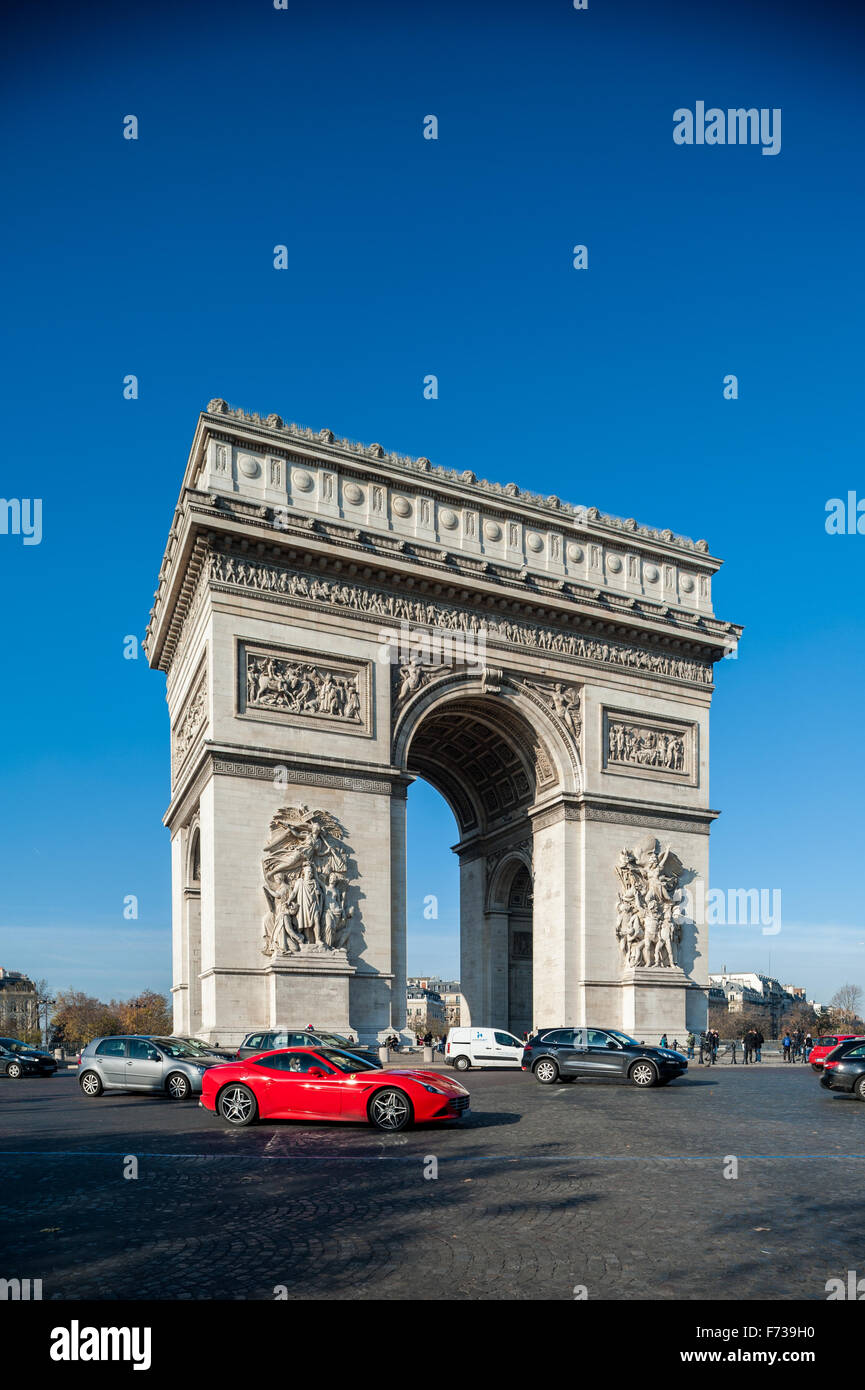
[{"x1": 398, "y1": 685, "x2": 563, "y2": 1036}]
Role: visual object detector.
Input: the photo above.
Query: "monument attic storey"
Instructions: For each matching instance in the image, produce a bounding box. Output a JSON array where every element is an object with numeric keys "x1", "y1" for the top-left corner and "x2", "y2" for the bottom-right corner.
[{"x1": 145, "y1": 400, "x2": 741, "y2": 1046}]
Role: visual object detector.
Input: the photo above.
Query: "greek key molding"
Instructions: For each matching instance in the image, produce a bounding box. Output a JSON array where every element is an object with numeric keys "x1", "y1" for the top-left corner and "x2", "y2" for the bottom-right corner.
[{"x1": 211, "y1": 756, "x2": 391, "y2": 796}]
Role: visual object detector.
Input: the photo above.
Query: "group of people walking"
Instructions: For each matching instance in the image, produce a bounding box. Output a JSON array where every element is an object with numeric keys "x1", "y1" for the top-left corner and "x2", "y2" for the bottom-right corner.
[
  {"x1": 781, "y1": 1029, "x2": 812, "y2": 1062},
  {"x1": 681, "y1": 1026, "x2": 814, "y2": 1064}
]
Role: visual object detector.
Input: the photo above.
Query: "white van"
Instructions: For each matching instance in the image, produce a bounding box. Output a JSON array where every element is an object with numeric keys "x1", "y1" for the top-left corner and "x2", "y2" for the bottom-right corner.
[{"x1": 445, "y1": 1027, "x2": 525, "y2": 1071}]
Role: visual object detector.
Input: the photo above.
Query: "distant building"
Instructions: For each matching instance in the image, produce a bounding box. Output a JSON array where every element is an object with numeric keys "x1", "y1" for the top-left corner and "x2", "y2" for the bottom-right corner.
[
  {"x1": 0, "y1": 968, "x2": 38, "y2": 1036},
  {"x1": 708, "y1": 971, "x2": 797, "y2": 1035},
  {"x1": 407, "y1": 977, "x2": 466, "y2": 1026},
  {"x1": 405, "y1": 986, "x2": 446, "y2": 1034}
]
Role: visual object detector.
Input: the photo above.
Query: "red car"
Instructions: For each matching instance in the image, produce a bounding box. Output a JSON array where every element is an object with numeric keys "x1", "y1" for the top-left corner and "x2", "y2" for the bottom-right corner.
[
  {"x1": 200, "y1": 1047, "x2": 470, "y2": 1131},
  {"x1": 808, "y1": 1035, "x2": 865, "y2": 1072}
]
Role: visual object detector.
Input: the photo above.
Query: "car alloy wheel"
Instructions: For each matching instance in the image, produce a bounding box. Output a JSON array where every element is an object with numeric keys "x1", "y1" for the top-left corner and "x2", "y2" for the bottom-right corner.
[
  {"x1": 369, "y1": 1088, "x2": 412, "y2": 1131},
  {"x1": 166, "y1": 1072, "x2": 191, "y2": 1101},
  {"x1": 6, "y1": 1062, "x2": 22, "y2": 1079},
  {"x1": 855, "y1": 1076, "x2": 865, "y2": 1102},
  {"x1": 79, "y1": 1071, "x2": 103, "y2": 1097},
  {"x1": 630, "y1": 1061, "x2": 657, "y2": 1087},
  {"x1": 453, "y1": 1056, "x2": 470, "y2": 1072},
  {"x1": 534, "y1": 1059, "x2": 559, "y2": 1084},
  {"x1": 218, "y1": 1084, "x2": 257, "y2": 1126}
]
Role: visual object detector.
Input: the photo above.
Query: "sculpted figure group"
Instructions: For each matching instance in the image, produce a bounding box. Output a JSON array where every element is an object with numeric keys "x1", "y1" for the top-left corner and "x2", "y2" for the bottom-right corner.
[
  {"x1": 262, "y1": 805, "x2": 355, "y2": 958},
  {"x1": 614, "y1": 839, "x2": 687, "y2": 969}
]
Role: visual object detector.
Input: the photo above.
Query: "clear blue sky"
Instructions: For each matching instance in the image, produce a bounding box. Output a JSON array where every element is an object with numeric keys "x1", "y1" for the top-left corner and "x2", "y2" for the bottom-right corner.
[{"x1": 1, "y1": 0, "x2": 863, "y2": 1007}]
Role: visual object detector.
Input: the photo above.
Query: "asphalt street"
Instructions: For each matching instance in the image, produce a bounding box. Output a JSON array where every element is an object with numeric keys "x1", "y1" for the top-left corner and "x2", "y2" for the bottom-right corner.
[{"x1": 1, "y1": 1065, "x2": 862, "y2": 1300}]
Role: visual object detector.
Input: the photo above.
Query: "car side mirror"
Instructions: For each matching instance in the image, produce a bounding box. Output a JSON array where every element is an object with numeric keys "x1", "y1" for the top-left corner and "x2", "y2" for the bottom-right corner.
[
  {"x1": 606, "y1": 1040, "x2": 619, "y2": 1049},
  {"x1": 308, "y1": 1068, "x2": 326, "y2": 1078}
]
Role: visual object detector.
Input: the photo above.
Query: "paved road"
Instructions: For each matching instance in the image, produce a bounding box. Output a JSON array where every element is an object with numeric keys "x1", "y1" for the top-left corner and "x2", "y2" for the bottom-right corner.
[{"x1": 1, "y1": 1066, "x2": 862, "y2": 1300}]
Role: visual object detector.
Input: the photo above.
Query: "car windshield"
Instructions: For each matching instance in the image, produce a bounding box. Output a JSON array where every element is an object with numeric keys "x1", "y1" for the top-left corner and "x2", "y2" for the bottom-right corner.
[
  {"x1": 148, "y1": 1038, "x2": 203, "y2": 1059},
  {"x1": 316, "y1": 1049, "x2": 378, "y2": 1073},
  {"x1": 177, "y1": 1039, "x2": 216, "y2": 1054},
  {"x1": 315, "y1": 1032, "x2": 355, "y2": 1046},
  {"x1": 608, "y1": 1031, "x2": 639, "y2": 1047}
]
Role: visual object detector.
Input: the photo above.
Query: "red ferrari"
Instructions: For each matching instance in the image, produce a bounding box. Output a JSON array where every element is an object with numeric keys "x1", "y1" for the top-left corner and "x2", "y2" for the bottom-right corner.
[{"x1": 200, "y1": 1047, "x2": 470, "y2": 1131}]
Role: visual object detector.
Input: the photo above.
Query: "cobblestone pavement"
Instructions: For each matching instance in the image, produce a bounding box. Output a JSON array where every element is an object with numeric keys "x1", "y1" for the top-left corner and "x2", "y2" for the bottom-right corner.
[{"x1": 1, "y1": 1067, "x2": 863, "y2": 1300}]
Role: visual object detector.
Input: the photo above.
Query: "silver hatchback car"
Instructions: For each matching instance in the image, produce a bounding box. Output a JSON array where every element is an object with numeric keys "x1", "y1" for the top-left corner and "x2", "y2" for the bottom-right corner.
[{"x1": 78, "y1": 1036, "x2": 230, "y2": 1101}]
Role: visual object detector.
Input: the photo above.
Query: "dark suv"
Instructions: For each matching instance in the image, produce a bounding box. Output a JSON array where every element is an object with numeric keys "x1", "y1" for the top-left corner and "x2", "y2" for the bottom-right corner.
[
  {"x1": 236, "y1": 1028, "x2": 382, "y2": 1067},
  {"x1": 522, "y1": 1027, "x2": 687, "y2": 1088}
]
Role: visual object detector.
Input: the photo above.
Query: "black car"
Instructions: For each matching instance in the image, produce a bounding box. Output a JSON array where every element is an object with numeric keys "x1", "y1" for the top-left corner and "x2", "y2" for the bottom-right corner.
[
  {"x1": 0, "y1": 1044, "x2": 42, "y2": 1079},
  {"x1": 522, "y1": 1027, "x2": 688, "y2": 1088},
  {"x1": 0, "y1": 1037, "x2": 57, "y2": 1075},
  {"x1": 236, "y1": 1028, "x2": 382, "y2": 1067},
  {"x1": 819, "y1": 1040, "x2": 865, "y2": 1100}
]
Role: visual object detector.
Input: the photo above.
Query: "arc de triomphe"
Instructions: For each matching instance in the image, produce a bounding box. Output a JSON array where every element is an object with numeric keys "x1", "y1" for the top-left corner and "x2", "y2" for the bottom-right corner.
[{"x1": 145, "y1": 400, "x2": 741, "y2": 1046}]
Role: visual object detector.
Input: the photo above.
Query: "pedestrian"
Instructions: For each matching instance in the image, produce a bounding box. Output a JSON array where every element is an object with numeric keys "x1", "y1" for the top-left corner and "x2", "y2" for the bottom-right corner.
[
  {"x1": 660, "y1": 1033, "x2": 668, "y2": 1049},
  {"x1": 729, "y1": 1037, "x2": 737, "y2": 1064},
  {"x1": 698, "y1": 1031, "x2": 707, "y2": 1064},
  {"x1": 755, "y1": 1029, "x2": 764, "y2": 1062},
  {"x1": 783, "y1": 1032, "x2": 792, "y2": 1062},
  {"x1": 711, "y1": 1030, "x2": 719, "y2": 1064},
  {"x1": 686, "y1": 1031, "x2": 695, "y2": 1059},
  {"x1": 672, "y1": 1038, "x2": 679, "y2": 1053},
  {"x1": 742, "y1": 1029, "x2": 751, "y2": 1064}
]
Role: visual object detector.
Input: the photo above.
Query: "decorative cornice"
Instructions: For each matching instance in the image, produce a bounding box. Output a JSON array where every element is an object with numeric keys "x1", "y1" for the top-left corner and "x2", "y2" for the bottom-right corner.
[{"x1": 202, "y1": 398, "x2": 710, "y2": 555}]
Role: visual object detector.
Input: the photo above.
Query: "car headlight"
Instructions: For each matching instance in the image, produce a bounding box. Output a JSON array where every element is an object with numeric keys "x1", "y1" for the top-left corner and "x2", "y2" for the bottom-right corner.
[{"x1": 420, "y1": 1082, "x2": 446, "y2": 1094}]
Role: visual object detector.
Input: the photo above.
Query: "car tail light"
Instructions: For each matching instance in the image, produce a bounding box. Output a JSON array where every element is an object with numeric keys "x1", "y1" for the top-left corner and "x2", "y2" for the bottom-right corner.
[{"x1": 824, "y1": 1059, "x2": 840, "y2": 1070}]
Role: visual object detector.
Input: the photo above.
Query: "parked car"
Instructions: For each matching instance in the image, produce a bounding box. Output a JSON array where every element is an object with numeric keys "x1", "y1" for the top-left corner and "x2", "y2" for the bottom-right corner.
[
  {"x1": 807, "y1": 1034, "x2": 864, "y2": 1072},
  {"x1": 78, "y1": 1035, "x2": 232, "y2": 1100},
  {"x1": 0, "y1": 1044, "x2": 42, "y2": 1079},
  {"x1": 236, "y1": 1028, "x2": 382, "y2": 1067},
  {"x1": 171, "y1": 1035, "x2": 237, "y2": 1061},
  {"x1": 445, "y1": 1027, "x2": 524, "y2": 1071},
  {"x1": 819, "y1": 1041, "x2": 865, "y2": 1100},
  {"x1": 201, "y1": 1046, "x2": 470, "y2": 1131},
  {"x1": 0, "y1": 1037, "x2": 57, "y2": 1075},
  {"x1": 522, "y1": 1027, "x2": 688, "y2": 1087}
]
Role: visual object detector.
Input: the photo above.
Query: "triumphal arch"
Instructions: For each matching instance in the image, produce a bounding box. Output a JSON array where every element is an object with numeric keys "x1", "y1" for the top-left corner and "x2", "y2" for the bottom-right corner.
[{"x1": 145, "y1": 400, "x2": 741, "y2": 1046}]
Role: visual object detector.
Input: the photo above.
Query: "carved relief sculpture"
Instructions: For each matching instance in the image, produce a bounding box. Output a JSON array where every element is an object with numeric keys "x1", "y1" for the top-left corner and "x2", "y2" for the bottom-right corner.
[
  {"x1": 210, "y1": 551, "x2": 714, "y2": 686},
  {"x1": 261, "y1": 805, "x2": 355, "y2": 958},
  {"x1": 614, "y1": 838, "x2": 687, "y2": 969},
  {"x1": 608, "y1": 719, "x2": 687, "y2": 773},
  {"x1": 246, "y1": 651, "x2": 363, "y2": 724},
  {"x1": 528, "y1": 680, "x2": 582, "y2": 741},
  {"x1": 172, "y1": 669, "x2": 207, "y2": 777}
]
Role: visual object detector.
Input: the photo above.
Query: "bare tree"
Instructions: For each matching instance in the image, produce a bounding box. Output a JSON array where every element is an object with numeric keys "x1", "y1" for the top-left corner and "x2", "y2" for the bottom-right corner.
[{"x1": 830, "y1": 983, "x2": 864, "y2": 1029}]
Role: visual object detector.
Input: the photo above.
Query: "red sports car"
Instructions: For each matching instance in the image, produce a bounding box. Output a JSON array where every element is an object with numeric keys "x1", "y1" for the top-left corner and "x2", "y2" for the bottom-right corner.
[
  {"x1": 808, "y1": 1034, "x2": 865, "y2": 1072},
  {"x1": 200, "y1": 1047, "x2": 470, "y2": 1131}
]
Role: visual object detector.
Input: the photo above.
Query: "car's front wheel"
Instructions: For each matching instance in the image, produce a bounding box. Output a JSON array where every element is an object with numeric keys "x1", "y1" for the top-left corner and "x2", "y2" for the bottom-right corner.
[
  {"x1": 218, "y1": 1084, "x2": 258, "y2": 1126},
  {"x1": 534, "y1": 1058, "x2": 559, "y2": 1084},
  {"x1": 165, "y1": 1071, "x2": 192, "y2": 1101},
  {"x1": 79, "y1": 1070, "x2": 103, "y2": 1097},
  {"x1": 629, "y1": 1060, "x2": 658, "y2": 1088},
  {"x1": 369, "y1": 1087, "x2": 413, "y2": 1131},
  {"x1": 855, "y1": 1076, "x2": 865, "y2": 1102},
  {"x1": 6, "y1": 1061, "x2": 23, "y2": 1079}
]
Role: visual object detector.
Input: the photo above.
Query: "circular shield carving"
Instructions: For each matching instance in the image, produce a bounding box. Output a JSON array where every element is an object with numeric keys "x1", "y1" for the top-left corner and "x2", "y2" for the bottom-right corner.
[
  {"x1": 392, "y1": 495, "x2": 412, "y2": 518},
  {"x1": 343, "y1": 482, "x2": 364, "y2": 505},
  {"x1": 526, "y1": 532, "x2": 544, "y2": 553},
  {"x1": 439, "y1": 508, "x2": 458, "y2": 529},
  {"x1": 292, "y1": 470, "x2": 314, "y2": 492}
]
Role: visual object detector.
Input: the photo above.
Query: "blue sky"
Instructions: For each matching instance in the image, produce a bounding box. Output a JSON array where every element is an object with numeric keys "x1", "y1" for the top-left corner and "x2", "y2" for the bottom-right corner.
[{"x1": 1, "y1": 0, "x2": 863, "y2": 1006}]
